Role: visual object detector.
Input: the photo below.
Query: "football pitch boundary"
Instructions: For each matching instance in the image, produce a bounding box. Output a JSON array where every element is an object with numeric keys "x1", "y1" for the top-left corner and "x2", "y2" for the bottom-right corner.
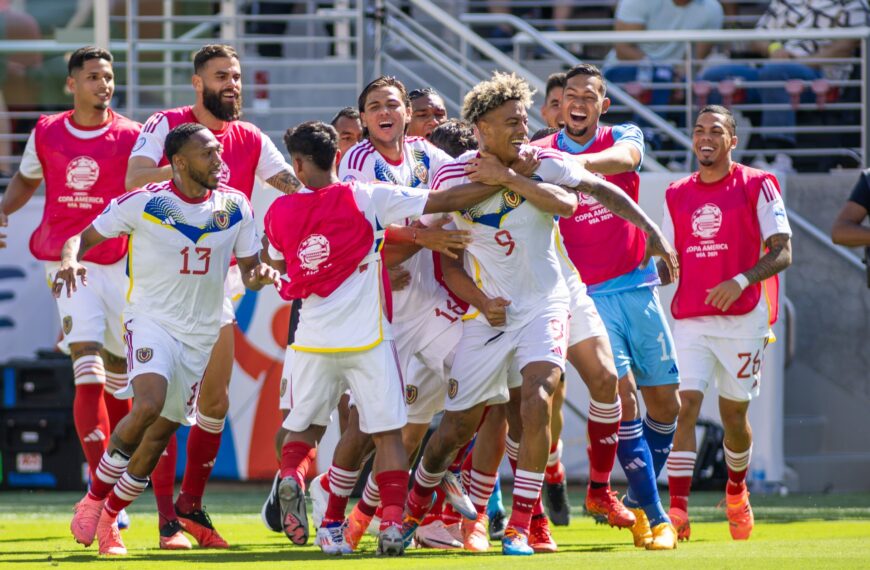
[{"x1": 2, "y1": 484, "x2": 870, "y2": 569}]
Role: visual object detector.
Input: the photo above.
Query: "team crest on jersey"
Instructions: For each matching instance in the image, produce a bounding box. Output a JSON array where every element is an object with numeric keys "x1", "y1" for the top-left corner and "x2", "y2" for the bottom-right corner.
[
  {"x1": 298, "y1": 234, "x2": 331, "y2": 271},
  {"x1": 213, "y1": 210, "x2": 230, "y2": 230},
  {"x1": 66, "y1": 156, "x2": 100, "y2": 191},
  {"x1": 448, "y1": 378, "x2": 459, "y2": 399},
  {"x1": 413, "y1": 161, "x2": 428, "y2": 185},
  {"x1": 280, "y1": 377, "x2": 288, "y2": 398},
  {"x1": 577, "y1": 191, "x2": 598, "y2": 207},
  {"x1": 691, "y1": 203, "x2": 723, "y2": 239},
  {"x1": 503, "y1": 190, "x2": 522, "y2": 209},
  {"x1": 62, "y1": 316, "x2": 73, "y2": 335},
  {"x1": 405, "y1": 385, "x2": 418, "y2": 405},
  {"x1": 136, "y1": 348, "x2": 153, "y2": 363}
]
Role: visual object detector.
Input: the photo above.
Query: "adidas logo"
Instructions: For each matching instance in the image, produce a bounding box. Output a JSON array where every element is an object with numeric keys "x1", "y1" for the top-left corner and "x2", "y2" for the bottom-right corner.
[
  {"x1": 653, "y1": 448, "x2": 672, "y2": 455},
  {"x1": 624, "y1": 457, "x2": 647, "y2": 471},
  {"x1": 598, "y1": 435, "x2": 619, "y2": 445},
  {"x1": 83, "y1": 428, "x2": 106, "y2": 443},
  {"x1": 668, "y1": 363, "x2": 679, "y2": 375}
]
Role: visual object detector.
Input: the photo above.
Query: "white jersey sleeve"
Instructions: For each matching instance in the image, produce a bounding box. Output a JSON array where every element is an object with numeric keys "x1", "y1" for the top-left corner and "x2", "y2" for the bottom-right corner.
[
  {"x1": 267, "y1": 241, "x2": 285, "y2": 261},
  {"x1": 91, "y1": 191, "x2": 149, "y2": 238},
  {"x1": 18, "y1": 130, "x2": 42, "y2": 179},
  {"x1": 661, "y1": 202, "x2": 675, "y2": 247},
  {"x1": 757, "y1": 174, "x2": 792, "y2": 240},
  {"x1": 358, "y1": 182, "x2": 429, "y2": 227},
  {"x1": 532, "y1": 147, "x2": 587, "y2": 189},
  {"x1": 233, "y1": 197, "x2": 261, "y2": 258},
  {"x1": 256, "y1": 133, "x2": 292, "y2": 182},
  {"x1": 130, "y1": 112, "x2": 170, "y2": 164}
]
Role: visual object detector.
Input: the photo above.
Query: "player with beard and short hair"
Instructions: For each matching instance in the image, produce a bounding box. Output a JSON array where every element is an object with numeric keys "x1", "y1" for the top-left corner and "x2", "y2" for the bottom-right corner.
[
  {"x1": 331, "y1": 107, "x2": 363, "y2": 159},
  {"x1": 661, "y1": 105, "x2": 791, "y2": 542},
  {"x1": 532, "y1": 62, "x2": 681, "y2": 549},
  {"x1": 123, "y1": 43, "x2": 303, "y2": 550},
  {"x1": 408, "y1": 87, "x2": 448, "y2": 139},
  {"x1": 65, "y1": 123, "x2": 279, "y2": 556},
  {"x1": 0, "y1": 46, "x2": 139, "y2": 531}
]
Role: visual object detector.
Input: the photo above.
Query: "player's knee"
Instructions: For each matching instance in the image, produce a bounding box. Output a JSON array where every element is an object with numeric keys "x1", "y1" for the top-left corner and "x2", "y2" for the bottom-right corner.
[
  {"x1": 70, "y1": 342, "x2": 102, "y2": 359},
  {"x1": 589, "y1": 367, "x2": 618, "y2": 400},
  {"x1": 655, "y1": 395, "x2": 681, "y2": 424},
  {"x1": 199, "y1": 393, "x2": 229, "y2": 419},
  {"x1": 130, "y1": 398, "x2": 162, "y2": 427},
  {"x1": 520, "y1": 389, "x2": 550, "y2": 429},
  {"x1": 677, "y1": 392, "x2": 702, "y2": 424},
  {"x1": 719, "y1": 406, "x2": 750, "y2": 433},
  {"x1": 619, "y1": 387, "x2": 639, "y2": 420}
]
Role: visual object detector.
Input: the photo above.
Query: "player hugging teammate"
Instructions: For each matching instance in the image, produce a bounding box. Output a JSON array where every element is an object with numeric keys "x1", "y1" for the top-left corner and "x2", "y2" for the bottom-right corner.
[{"x1": 0, "y1": 42, "x2": 792, "y2": 558}]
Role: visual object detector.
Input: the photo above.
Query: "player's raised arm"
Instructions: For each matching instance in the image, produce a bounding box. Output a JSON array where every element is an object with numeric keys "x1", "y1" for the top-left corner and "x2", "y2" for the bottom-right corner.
[
  {"x1": 53, "y1": 225, "x2": 108, "y2": 297},
  {"x1": 421, "y1": 180, "x2": 501, "y2": 214}
]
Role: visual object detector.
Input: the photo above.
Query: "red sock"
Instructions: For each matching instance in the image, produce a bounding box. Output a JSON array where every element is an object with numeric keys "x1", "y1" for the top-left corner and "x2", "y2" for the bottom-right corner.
[
  {"x1": 178, "y1": 416, "x2": 224, "y2": 513},
  {"x1": 151, "y1": 434, "x2": 177, "y2": 522},
  {"x1": 324, "y1": 465, "x2": 360, "y2": 523},
  {"x1": 544, "y1": 441, "x2": 565, "y2": 484},
  {"x1": 73, "y1": 384, "x2": 110, "y2": 480},
  {"x1": 448, "y1": 439, "x2": 473, "y2": 472},
  {"x1": 508, "y1": 469, "x2": 544, "y2": 533},
  {"x1": 587, "y1": 398, "x2": 621, "y2": 492},
  {"x1": 376, "y1": 470, "x2": 409, "y2": 529},
  {"x1": 103, "y1": 390, "x2": 131, "y2": 433},
  {"x1": 280, "y1": 441, "x2": 316, "y2": 491},
  {"x1": 407, "y1": 464, "x2": 443, "y2": 521},
  {"x1": 105, "y1": 472, "x2": 149, "y2": 517},
  {"x1": 667, "y1": 451, "x2": 696, "y2": 512},
  {"x1": 532, "y1": 495, "x2": 545, "y2": 517},
  {"x1": 422, "y1": 491, "x2": 446, "y2": 526},
  {"x1": 358, "y1": 476, "x2": 379, "y2": 518},
  {"x1": 726, "y1": 468, "x2": 748, "y2": 496}
]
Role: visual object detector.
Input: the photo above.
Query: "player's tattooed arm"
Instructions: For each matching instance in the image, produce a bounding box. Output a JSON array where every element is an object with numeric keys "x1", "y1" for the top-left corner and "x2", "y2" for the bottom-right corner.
[
  {"x1": 237, "y1": 253, "x2": 281, "y2": 291},
  {"x1": 54, "y1": 226, "x2": 108, "y2": 297},
  {"x1": 266, "y1": 169, "x2": 304, "y2": 194},
  {"x1": 656, "y1": 258, "x2": 674, "y2": 286},
  {"x1": 744, "y1": 233, "x2": 793, "y2": 284},
  {"x1": 574, "y1": 173, "x2": 680, "y2": 280}
]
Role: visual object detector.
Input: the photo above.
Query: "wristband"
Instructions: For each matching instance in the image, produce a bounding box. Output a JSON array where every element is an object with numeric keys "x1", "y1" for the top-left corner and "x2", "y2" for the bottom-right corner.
[
  {"x1": 768, "y1": 41, "x2": 784, "y2": 55},
  {"x1": 733, "y1": 273, "x2": 750, "y2": 290}
]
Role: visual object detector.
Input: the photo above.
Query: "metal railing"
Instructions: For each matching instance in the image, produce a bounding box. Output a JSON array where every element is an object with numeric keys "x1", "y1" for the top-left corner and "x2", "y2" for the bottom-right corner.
[{"x1": 499, "y1": 25, "x2": 870, "y2": 169}]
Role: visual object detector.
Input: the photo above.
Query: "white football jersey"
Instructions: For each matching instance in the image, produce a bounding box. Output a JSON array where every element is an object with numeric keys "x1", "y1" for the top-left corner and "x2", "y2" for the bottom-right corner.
[
  {"x1": 268, "y1": 182, "x2": 431, "y2": 352},
  {"x1": 339, "y1": 137, "x2": 460, "y2": 348},
  {"x1": 431, "y1": 146, "x2": 586, "y2": 331},
  {"x1": 92, "y1": 181, "x2": 260, "y2": 346}
]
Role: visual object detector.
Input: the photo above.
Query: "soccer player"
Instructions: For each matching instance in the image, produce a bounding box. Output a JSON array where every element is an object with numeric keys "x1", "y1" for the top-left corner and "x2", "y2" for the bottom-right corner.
[
  {"x1": 532, "y1": 63, "x2": 680, "y2": 549},
  {"x1": 265, "y1": 120, "x2": 509, "y2": 556},
  {"x1": 124, "y1": 44, "x2": 302, "y2": 547},
  {"x1": 408, "y1": 72, "x2": 677, "y2": 556},
  {"x1": 330, "y1": 107, "x2": 363, "y2": 158},
  {"x1": 429, "y1": 118, "x2": 478, "y2": 159},
  {"x1": 0, "y1": 47, "x2": 138, "y2": 525},
  {"x1": 661, "y1": 105, "x2": 792, "y2": 541},
  {"x1": 64, "y1": 123, "x2": 279, "y2": 556},
  {"x1": 540, "y1": 72, "x2": 566, "y2": 129},
  {"x1": 333, "y1": 76, "x2": 475, "y2": 551},
  {"x1": 408, "y1": 87, "x2": 448, "y2": 139}
]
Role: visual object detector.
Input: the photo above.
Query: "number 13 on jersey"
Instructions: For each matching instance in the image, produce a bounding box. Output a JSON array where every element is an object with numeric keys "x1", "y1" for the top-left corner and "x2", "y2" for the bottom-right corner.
[{"x1": 180, "y1": 246, "x2": 211, "y2": 275}]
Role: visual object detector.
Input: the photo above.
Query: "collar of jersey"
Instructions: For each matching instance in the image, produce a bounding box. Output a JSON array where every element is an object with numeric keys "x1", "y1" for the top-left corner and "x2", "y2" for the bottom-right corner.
[
  {"x1": 170, "y1": 180, "x2": 212, "y2": 204},
  {"x1": 557, "y1": 127, "x2": 598, "y2": 154}
]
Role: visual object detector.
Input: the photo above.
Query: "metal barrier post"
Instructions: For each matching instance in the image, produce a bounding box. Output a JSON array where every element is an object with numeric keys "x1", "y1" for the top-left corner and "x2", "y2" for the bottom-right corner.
[
  {"x1": 862, "y1": 37, "x2": 868, "y2": 169},
  {"x1": 163, "y1": 0, "x2": 173, "y2": 108},
  {"x1": 126, "y1": 0, "x2": 139, "y2": 118},
  {"x1": 685, "y1": 41, "x2": 694, "y2": 168},
  {"x1": 94, "y1": 0, "x2": 110, "y2": 50}
]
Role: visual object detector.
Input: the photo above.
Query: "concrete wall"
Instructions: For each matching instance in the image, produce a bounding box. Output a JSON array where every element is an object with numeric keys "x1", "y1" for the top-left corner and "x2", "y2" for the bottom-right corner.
[{"x1": 783, "y1": 171, "x2": 870, "y2": 492}]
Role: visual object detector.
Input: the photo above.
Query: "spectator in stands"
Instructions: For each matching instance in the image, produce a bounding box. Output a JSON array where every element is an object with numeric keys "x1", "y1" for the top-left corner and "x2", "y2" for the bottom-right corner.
[
  {"x1": 700, "y1": 0, "x2": 870, "y2": 150},
  {"x1": 429, "y1": 118, "x2": 477, "y2": 158},
  {"x1": 540, "y1": 72, "x2": 566, "y2": 129},
  {"x1": 330, "y1": 107, "x2": 363, "y2": 158},
  {"x1": 603, "y1": 0, "x2": 723, "y2": 111},
  {"x1": 407, "y1": 87, "x2": 447, "y2": 139},
  {"x1": 831, "y1": 169, "x2": 870, "y2": 247}
]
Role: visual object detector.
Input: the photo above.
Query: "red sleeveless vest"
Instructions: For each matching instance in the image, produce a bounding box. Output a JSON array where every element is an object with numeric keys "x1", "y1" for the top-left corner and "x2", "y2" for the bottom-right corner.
[
  {"x1": 30, "y1": 110, "x2": 139, "y2": 264},
  {"x1": 532, "y1": 127, "x2": 645, "y2": 285},
  {"x1": 157, "y1": 106, "x2": 262, "y2": 199},
  {"x1": 666, "y1": 163, "x2": 779, "y2": 323},
  {"x1": 265, "y1": 182, "x2": 375, "y2": 300}
]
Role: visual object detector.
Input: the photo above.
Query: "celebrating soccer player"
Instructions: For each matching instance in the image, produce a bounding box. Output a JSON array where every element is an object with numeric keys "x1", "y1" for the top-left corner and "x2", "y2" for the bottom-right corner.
[
  {"x1": 661, "y1": 105, "x2": 792, "y2": 541},
  {"x1": 64, "y1": 123, "x2": 279, "y2": 556},
  {"x1": 124, "y1": 44, "x2": 302, "y2": 548},
  {"x1": 532, "y1": 63, "x2": 681, "y2": 549},
  {"x1": 0, "y1": 46, "x2": 139, "y2": 529},
  {"x1": 265, "y1": 120, "x2": 512, "y2": 556}
]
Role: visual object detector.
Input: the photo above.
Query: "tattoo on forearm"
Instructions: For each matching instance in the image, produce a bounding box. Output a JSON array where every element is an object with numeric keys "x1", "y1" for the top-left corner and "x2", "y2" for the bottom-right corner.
[
  {"x1": 744, "y1": 233, "x2": 792, "y2": 284},
  {"x1": 576, "y1": 178, "x2": 653, "y2": 233},
  {"x1": 267, "y1": 170, "x2": 303, "y2": 194}
]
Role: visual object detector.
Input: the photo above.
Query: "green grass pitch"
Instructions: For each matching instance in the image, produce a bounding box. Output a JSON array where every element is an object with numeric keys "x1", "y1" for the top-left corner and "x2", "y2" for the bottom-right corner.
[{"x1": 2, "y1": 484, "x2": 870, "y2": 569}]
